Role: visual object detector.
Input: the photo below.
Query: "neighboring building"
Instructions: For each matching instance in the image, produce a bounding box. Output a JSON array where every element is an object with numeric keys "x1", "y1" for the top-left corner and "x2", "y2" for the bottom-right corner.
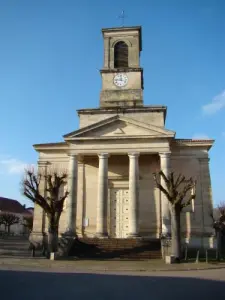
[
  {"x1": 0, "y1": 197, "x2": 32, "y2": 235},
  {"x1": 31, "y1": 26, "x2": 215, "y2": 252}
]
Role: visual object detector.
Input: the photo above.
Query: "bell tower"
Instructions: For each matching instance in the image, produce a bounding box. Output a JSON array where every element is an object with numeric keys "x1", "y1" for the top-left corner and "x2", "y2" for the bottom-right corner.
[{"x1": 100, "y1": 26, "x2": 143, "y2": 108}]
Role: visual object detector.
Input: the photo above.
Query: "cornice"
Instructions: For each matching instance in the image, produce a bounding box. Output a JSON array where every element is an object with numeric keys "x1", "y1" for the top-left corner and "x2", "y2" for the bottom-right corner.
[
  {"x1": 33, "y1": 142, "x2": 68, "y2": 152},
  {"x1": 173, "y1": 139, "x2": 214, "y2": 150},
  {"x1": 77, "y1": 106, "x2": 167, "y2": 115},
  {"x1": 100, "y1": 68, "x2": 143, "y2": 74},
  {"x1": 102, "y1": 26, "x2": 142, "y2": 33},
  {"x1": 68, "y1": 136, "x2": 173, "y2": 141}
]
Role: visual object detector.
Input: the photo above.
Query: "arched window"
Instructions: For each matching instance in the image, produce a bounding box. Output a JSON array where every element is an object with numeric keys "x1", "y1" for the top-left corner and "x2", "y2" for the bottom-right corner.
[{"x1": 114, "y1": 41, "x2": 128, "y2": 68}]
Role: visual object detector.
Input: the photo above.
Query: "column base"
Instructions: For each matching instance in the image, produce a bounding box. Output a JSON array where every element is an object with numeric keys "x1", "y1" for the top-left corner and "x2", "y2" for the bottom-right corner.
[
  {"x1": 161, "y1": 232, "x2": 171, "y2": 239},
  {"x1": 64, "y1": 229, "x2": 76, "y2": 237},
  {"x1": 161, "y1": 223, "x2": 171, "y2": 238},
  {"x1": 95, "y1": 232, "x2": 108, "y2": 239}
]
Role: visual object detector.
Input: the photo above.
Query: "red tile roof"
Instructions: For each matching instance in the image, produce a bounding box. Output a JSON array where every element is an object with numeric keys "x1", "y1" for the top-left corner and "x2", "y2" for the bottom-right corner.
[{"x1": 0, "y1": 197, "x2": 32, "y2": 216}]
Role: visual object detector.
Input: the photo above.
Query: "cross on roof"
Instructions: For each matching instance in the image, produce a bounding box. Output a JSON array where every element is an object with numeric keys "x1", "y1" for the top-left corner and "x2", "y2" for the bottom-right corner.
[{"x1": 118, "y1": 10, "x2": 127, "y2": 27}]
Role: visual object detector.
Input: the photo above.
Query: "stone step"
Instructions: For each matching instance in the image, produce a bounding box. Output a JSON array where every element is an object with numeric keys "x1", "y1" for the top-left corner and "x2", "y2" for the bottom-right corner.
[
  {"x1": 0, "y1": 237, "x2": 33, "y2": 257},
  {"x1": 0, "y1": 249, "x2": 30, "y2": 255},
  {"x1": 0, "y1": 245, "x2": 29, "y2": 250},
  {"x1": 79, "y1": 238, "x2": 160, "y2": 245},
  {"x1": 69, "y1": 238, "x2": 162, "y2": 259}
]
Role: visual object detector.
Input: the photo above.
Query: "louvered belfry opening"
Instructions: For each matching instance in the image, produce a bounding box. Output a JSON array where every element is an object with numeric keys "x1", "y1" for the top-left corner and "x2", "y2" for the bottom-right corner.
[{"x1": 114, "y1": 41, "x2": 128, "y2": 68}]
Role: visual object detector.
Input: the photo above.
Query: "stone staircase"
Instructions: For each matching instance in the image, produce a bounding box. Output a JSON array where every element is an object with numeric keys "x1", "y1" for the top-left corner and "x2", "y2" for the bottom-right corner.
[
  {"x1": 0, "y1": 235, "x2": 40, "y2": 257},
  {"x1": 69, "y1": 238, "x2": 162, "y2": 259}
]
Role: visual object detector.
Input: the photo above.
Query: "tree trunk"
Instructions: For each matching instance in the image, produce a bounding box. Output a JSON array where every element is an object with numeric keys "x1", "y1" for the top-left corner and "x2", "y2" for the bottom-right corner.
[
  {"x1": 7, "y1": 225, "x2": 10, "y2": 233},
  {"x1": 47, "y1": 214, "x2": 59, "y2": 254},
  {"x1": 48, "y1": 230, "x2": 58, "y2": 253},
  {"x1": 170, "y1": 205, "x2": 181, "y2": 261}
]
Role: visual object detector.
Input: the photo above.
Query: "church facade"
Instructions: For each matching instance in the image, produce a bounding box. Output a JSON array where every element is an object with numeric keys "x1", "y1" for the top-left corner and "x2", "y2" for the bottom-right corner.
[{"x1": 31, "y1": 26, "x2": 215, "y2": 252}]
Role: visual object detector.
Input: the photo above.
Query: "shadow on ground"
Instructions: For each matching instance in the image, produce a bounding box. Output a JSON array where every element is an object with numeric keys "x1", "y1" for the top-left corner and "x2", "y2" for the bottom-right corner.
[{"x1": 0, "y1": 269, "x2": 224, "y2": 300}]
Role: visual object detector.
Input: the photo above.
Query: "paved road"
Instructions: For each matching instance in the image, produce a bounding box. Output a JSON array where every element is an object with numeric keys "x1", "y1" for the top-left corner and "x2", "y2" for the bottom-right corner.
[{"x1": 0, "y1": 268, "x2": 224, "y2": 300}]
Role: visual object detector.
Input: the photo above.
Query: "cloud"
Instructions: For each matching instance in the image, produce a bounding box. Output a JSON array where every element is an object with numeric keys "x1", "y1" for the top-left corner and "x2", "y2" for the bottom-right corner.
[
  {"x1": 0, "y1": 156, "x2": 28, "y2": 174},
  {"x1": 192, "y1": 133, "x2": 210, "y2": 140},
  {"x1": 202, "y1": 90, "x2": 225, "y2": 115}
]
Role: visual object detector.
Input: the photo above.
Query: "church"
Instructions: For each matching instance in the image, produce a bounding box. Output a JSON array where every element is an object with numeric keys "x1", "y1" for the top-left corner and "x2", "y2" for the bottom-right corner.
[{"x1": 31, "y1": 26, "x2": 215, "y2": 257}]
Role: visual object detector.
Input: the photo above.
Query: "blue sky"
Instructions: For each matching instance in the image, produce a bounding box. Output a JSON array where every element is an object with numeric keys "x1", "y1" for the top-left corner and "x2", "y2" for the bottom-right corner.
[{"x1": 0, "y1": 0, "x2": 224, "y2": 207}]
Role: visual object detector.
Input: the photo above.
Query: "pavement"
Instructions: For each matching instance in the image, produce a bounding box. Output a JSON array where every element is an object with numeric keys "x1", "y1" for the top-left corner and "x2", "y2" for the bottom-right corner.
[
  {"x1": 0, "y1": 258, "x2": 225, "y2": 300},
  {"x1": 0, "y1": 256, "x2": 225, "y2": 273}
]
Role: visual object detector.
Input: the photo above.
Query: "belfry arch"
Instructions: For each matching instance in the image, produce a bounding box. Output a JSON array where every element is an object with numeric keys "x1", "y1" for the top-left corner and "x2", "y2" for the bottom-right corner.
[{"x1": 114, "y1": 41, "x2": 129, "y2": 68}]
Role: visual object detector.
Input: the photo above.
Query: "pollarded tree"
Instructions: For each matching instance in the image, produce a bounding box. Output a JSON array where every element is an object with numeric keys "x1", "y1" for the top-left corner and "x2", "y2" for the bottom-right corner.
[
  {"x1": 153, "y1": 171, "x2": 196, "y2": 261},
  {"x1": 0, "y1": 213, "x2": 20, "y2": 233},
  {"x1": 22, "y1": 168, "x2": 69, "y2": 254}
]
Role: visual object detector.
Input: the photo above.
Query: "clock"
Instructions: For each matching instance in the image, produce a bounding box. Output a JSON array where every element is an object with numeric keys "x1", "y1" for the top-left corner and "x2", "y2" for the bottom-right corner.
[{"x1": 113, "y1": 73, "x2": 128, "y2": 87}]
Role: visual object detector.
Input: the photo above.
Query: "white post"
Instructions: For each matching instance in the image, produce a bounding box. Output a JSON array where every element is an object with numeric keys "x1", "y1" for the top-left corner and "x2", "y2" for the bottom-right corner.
[
  {"x1": 96, "y1": 153, "x2": 109, "y2": 237},
  {"x1": 128, "y1": 152, "x2": 140, "y2": 237},
  {"x1": 66, "y1": 155, "x2": 77, "y2": 234},
  {"x1": 159, "y1": 152, "x2": 171, "y2": 236}
]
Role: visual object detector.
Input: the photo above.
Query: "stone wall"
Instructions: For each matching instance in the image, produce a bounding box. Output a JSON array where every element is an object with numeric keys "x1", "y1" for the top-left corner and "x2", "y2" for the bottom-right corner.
[
  {"x1": 171, "y1": 147, "x2": 214, "y2": 249},
  {"x1": 79, "y1": 110, "x2": 165, "y2": 129}
]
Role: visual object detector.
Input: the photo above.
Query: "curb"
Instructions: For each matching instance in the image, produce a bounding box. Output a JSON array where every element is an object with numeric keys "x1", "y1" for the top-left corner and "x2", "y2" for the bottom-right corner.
[{"x1": 0, "y1": 262, "x2": 225, "y2": 273}]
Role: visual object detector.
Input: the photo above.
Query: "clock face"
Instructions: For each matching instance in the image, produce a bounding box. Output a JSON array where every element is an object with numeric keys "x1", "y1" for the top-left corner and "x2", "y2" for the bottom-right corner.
[{"x1": 113, "y1": 73, "x2": 128, "y2": 87}]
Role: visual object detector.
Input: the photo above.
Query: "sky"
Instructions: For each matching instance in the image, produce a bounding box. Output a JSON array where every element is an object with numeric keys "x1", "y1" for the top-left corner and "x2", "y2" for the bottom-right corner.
[{"x1": 0, "y1": 0, "x2": 224, "y2": 207}]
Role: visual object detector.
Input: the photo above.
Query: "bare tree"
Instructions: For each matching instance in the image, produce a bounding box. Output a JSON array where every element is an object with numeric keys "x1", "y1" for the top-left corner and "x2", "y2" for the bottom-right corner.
[
  {"x1": 0, "y1": 213, "x2": 20, "y2": 233},
  {"x1": 153, "y1": 171, "x2": 196, "y2": 261},
  {"x1": 210, "y1": 202, "x2": 225, "y2": 260},
  {"x1": 22, "y1": 168, "x2": 69, "y2": 254}
]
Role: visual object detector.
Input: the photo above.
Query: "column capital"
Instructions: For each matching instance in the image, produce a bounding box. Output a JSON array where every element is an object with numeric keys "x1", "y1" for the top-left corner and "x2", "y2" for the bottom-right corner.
[
  {"x1": 128, "y1": 152, "x2": 140, "y2": 158},
  {"x1": 68, "y1": 154, "x2": 78, "y2": 159},
  {"x1": 98, "y1": 153, "x2": 109, "y2": 159},
  {"x1": 159, "y1": 152, "x2": 171, "y2": 159},
  {"x1": 38, "y1": 161, "x2": 49, "y2": 166}
]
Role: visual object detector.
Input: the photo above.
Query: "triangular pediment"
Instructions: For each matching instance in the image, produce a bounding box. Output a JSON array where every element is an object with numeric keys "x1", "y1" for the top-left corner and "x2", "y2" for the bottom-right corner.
[{"x1": 64, "y1": 116, "x2": 175, "y2": 140}]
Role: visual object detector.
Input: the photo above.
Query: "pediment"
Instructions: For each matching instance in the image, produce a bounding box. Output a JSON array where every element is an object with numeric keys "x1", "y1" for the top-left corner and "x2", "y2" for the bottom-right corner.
[{"x1": 64, "y1": 116, "x2": 175, "y2": 140}]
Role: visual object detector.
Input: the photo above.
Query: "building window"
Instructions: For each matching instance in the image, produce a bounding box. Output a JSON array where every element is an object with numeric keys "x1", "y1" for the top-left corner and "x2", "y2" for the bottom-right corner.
[{"x1": 114, "y1": 41, "x2": 128, "y2": 68}]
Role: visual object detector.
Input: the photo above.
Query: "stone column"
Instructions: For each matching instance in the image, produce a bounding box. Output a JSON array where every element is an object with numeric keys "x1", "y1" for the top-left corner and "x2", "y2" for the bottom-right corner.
[
  {"x1": 96, "y1": 153, "x2": 109, "y2": 237},
  {"x1": 76, "y1": 157, "x2": 85, "y2": 237},
  {"x1": 66, "y1": 155, "x2": 78, "y2": 234},
  {"x1": 128, "y1": 152, "x2": 140, "y2": 237},
  {"x1": 104, "y1": 37, "x2": 110, "y2": 68},
  {"x1": 159, "y1": 152, "x2": 171, "y2": 236}
]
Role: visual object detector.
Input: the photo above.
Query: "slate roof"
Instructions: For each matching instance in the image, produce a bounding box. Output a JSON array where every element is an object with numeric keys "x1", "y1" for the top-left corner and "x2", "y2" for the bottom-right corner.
[
  {"x1": 0, "y1": 197, "x2": 32, "y2": 216},
  {"x1": 26, "y1": 207, "x2": 34, "y2": 214}
]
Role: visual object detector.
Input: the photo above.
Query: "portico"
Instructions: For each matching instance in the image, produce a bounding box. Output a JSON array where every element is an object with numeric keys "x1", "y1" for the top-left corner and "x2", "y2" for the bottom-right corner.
[{"x1": 65, "y1": 132, "x2": 173, "y2": 239}]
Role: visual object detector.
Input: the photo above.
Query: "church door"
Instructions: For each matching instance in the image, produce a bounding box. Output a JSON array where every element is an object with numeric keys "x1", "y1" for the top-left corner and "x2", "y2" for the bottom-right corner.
[{"x1": 110, "y1": 188, "x2": 129, "y2": 238}]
